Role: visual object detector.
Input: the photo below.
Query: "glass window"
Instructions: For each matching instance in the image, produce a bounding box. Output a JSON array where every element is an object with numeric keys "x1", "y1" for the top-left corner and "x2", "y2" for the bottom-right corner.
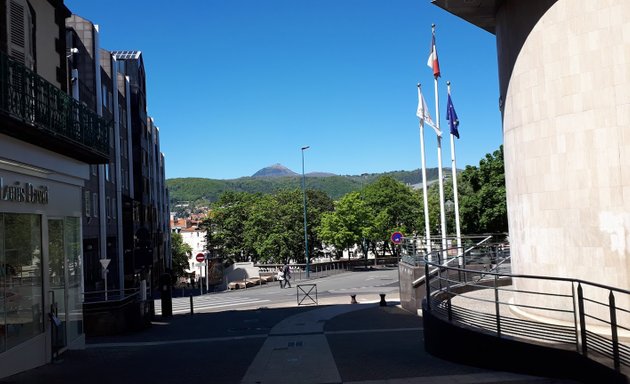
[
  {"x1": 64, "y1": 217, "x2": 83, "y2": 344},
  {"x1": 84, "y1": 191, "x2": 91, "y2": 218},
  {"x1": 92, "y1": 193, "x2": 98, "y2": 218},
  {"x1": 0, "y1": 214, "x2": 43, "y2": 352}
]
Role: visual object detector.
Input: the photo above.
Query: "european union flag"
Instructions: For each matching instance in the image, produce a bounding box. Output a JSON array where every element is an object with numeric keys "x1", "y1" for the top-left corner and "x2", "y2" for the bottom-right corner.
[{"x1": 446, "y1": 94, "x2": 459, "y2": 139}]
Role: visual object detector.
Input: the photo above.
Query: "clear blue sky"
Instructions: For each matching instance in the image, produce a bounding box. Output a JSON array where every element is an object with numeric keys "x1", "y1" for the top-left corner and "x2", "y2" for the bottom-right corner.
[{"x1": 65, "y1": 0, "x2": 502, "y2": 180}]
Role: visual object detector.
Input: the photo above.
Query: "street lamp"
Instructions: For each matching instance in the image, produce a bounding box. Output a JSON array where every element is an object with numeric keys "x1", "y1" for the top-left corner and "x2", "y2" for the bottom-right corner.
[{"x1": 301, "y1": 146, "x2": 310, "y2": 278}]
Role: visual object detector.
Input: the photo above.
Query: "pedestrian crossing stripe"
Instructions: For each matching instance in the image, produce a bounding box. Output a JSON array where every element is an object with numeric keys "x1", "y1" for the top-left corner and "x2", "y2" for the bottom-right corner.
[{"x1": 154, "y1": 296, "x2": 270, "y2": 315}]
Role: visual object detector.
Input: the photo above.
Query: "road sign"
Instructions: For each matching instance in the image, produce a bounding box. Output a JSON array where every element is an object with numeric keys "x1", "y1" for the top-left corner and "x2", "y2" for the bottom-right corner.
[
  {"x1": 390, "y1": 231, "x2": 403, "y2": 244},
  {"x1": 99, "y1": 258, "x2": 111, "y2": 270},
  {"x1": 196, "y1": 253, "x2": 205, "y2": 262}
]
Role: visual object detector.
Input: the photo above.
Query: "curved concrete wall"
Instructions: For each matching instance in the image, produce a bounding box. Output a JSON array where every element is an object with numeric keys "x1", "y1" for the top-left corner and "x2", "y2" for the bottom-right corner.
[{"x1": 503, "y1": 0, "x2": 630, "y2": 324}]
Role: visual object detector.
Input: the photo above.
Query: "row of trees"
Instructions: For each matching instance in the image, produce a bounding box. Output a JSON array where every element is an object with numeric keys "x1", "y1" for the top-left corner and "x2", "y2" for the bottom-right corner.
[{"x1": 192, "y1": 146, "x2": 507, "y2": 266}]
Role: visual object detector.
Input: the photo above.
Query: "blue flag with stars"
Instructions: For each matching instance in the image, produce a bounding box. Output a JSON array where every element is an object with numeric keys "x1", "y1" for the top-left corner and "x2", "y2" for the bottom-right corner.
[{"x1": 446, "y1": 94, "x2": 459, "y2": 139}]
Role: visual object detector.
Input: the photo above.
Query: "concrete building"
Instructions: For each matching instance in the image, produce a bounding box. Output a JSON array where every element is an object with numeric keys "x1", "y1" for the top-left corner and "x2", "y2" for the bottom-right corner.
[
  {"x1": 433, "y1": 0, "x2": 630, "y2": 324},
  {"x1": 65, "y1": 15, "x2": 171, "y2": 330},
  {"x1": 0, "y1": 0, "x2": 110, "y2": 377}
]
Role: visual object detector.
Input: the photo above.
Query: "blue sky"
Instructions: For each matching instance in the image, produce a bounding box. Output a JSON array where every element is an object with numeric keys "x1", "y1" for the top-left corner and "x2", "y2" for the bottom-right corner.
[{"x1": 65, "y1": 0, "x2": 502, "y2": 180}]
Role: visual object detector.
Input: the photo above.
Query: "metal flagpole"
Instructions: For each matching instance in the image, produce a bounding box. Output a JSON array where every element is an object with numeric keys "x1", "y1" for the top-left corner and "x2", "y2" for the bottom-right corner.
[
  {"x1": 417, "y1": 84, "x2": 432, "y2": 258},
  {"x1": 429, "y1": 24, "x2": 448, "y2": 260},
  {"x1": 447, "y1": 81, "x2": 463, "y2": 265}
]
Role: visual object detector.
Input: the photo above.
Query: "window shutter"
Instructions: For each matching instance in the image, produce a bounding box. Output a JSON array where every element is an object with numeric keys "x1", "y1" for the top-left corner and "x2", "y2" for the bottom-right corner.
[{"x1": 7, "y1": 0, "x2": 33, "y2": 69}]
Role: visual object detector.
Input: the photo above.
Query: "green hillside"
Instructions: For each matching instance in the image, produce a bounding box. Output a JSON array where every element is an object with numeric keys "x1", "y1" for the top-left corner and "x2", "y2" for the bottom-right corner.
[{"x1": 167, "y1": 168, "x2": 449, "y2": 206}]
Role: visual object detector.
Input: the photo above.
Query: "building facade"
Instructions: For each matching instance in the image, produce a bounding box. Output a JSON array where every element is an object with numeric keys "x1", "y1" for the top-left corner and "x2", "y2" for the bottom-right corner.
[
  {"x1": 171, "y1": 215, "x2": 207, "y2": 283},
  {"x1": 433, "y1": 0, "x2": 630, "y2": 324},
  {"x1": 0, "y1": 0, "x2": 110, "y2": 377},
  {"x1": 65, "y1": 17, "x2": 171, "y2": 326}
]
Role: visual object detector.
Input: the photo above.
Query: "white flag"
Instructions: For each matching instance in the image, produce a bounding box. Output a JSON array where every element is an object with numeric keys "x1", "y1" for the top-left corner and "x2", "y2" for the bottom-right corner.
[{"x1": 417, "y1": 86, "x2": 441, "y2": 137}]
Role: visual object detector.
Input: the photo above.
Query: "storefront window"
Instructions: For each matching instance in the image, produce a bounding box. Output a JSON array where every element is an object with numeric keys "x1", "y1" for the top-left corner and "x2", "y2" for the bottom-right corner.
[
  {"x1": 0, "y1": 214, "x2": 43, "y2": 353},
  {"x1": 65, "y1": 217, "x2": 82, "y2": 343}
]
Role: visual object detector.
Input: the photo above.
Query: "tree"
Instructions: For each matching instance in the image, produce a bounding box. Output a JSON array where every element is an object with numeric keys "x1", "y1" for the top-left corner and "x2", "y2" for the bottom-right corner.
[
  {"x1": 361, "y1": 176, "x2": 421, "y2": 256},
  {"x1": 203, "y1": 191, "x2": 259, "y2": 263},
  {"x1": 459, "y1": 145, "x2": 507, "y2": 233},
  {"x1": 171, "y1": 233, "x2": 192, "y2": 281},
  {"x1": 317, "y1": 191, "x2": 374, "y2": 257},
  {"x1": 243, "y1": 191, "x2": 303, "y2": 264}
]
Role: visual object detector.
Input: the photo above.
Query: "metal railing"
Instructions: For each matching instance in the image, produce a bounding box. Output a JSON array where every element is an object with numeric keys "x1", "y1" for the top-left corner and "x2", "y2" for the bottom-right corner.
[
  {"x1": 0, "y1": 51, "x2": 109, "y2": 157},
  {"x1": 83, "y1": 287, "x2": 147, "y2": 304},
  {"x1": 417, "y1": 239, "x2": 630, "y2": 375},
  {"x1": 256, "y1": 257, "x2": 399, "y2": 282}
]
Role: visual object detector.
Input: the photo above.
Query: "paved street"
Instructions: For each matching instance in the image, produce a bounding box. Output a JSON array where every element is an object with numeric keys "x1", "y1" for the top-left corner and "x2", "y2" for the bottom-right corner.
[{"x1": 2, "y1": 269, "x2": 578, "y2": 384}]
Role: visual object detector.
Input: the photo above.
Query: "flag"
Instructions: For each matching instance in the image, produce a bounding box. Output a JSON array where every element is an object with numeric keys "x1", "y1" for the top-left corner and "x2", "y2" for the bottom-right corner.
[
  {"x1": 427, "y1": 31, "x2": 440, "y2": 78},
  {"x1": 417, "y1": 85, "x2": 441, "y2": 137},
  {"x1": 446, "y1": 93, "x2": 459, "y2": 138}
]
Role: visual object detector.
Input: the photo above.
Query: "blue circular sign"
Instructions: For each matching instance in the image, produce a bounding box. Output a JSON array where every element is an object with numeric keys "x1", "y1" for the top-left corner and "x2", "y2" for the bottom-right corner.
[{"x1": 391, "y1": 231, "x2": 403, "y2": 244}]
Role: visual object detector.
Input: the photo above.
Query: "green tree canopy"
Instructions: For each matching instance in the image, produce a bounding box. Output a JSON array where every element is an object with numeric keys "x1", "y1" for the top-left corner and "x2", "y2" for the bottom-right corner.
[
  {"x1": 317, "y1": 191, "x2": 374, "y2": 257},
  {"x1": 171, "y1": 232, "x2": 192, "y2": 280},
  {"x1": 361, "y1": 176, "x2": 421, "y2": 256},
  {"x1": 458, "y1": 145, "x2": 507, "y2": 234}
]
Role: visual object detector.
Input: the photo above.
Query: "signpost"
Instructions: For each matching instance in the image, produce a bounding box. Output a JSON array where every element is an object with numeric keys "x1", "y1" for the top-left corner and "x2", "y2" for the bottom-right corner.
[
  {"x1": 196, "y1": 253, "x2": 205, "y2": 295},
  {"x1": 100, "y1": 258, "x2": 111, "y2": 300}
]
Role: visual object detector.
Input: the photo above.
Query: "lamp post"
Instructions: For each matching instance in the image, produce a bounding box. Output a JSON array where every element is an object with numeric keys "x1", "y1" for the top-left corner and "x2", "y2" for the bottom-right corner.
[{"x1": 301, "y1": 146, "x2": 310, "y2": 278}]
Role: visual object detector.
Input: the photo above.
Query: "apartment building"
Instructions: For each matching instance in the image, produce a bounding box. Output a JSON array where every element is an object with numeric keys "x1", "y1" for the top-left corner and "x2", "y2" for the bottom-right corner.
[
  {"x1": 0, "y1": 0, "x2": 110, "y2": 377},
  {"x1": 65, "y1": 17, "x2": 171, "y2": 333}
]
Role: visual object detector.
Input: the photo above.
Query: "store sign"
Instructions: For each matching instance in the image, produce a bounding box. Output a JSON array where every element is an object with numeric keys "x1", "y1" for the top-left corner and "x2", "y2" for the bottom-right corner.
[{"x1": 0, "y1": 177, "x2": 49, "y2": 204}]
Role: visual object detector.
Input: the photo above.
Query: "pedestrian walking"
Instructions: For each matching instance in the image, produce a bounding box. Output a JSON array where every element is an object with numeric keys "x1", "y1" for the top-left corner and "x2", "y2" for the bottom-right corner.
[
  {"x1": 277, "y1": 267, "x2": 285, "y2": 288},
  {"x1": 282, "y1": 263, "x2": 292, "y2": 288}
]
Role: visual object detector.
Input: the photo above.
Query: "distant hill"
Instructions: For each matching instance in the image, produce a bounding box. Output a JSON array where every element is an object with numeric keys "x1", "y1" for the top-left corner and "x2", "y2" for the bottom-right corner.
[
  {"x1": 167, "y1": 167, "x2": 455, "y2": 208},
  {"x1": 251, "y1": 163, "x2": 298, "y2": 178}
]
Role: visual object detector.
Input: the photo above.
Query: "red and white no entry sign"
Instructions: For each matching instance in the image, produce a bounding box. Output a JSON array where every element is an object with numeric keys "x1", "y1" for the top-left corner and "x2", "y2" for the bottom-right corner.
[{"x1": 195, "y1": 253, "x2": 205, "y2": 262}]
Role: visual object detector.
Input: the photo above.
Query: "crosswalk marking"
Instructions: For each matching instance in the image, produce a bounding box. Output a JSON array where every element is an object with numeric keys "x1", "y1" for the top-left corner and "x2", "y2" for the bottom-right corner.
[{"x1": 154, "y1": 295, "x2": 270, "y2": 315}]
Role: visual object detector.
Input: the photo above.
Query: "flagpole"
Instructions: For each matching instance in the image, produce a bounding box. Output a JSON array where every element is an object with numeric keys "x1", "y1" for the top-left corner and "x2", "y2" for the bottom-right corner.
[
  {"x1": 417, "y1": 84, "x2": 432, "y2": 257},
  {"x1": 431, "y1": 24, "x2": 448, "y2": 261},
  {"x1": 447, "y1": 81, "x2": 462, "y2": 265}
]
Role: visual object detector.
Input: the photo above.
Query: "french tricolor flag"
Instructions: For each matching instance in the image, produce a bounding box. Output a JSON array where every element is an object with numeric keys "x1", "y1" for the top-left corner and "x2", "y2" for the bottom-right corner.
[{"x1": 427, "y1": 31, "x2": 440, "y2": 78}]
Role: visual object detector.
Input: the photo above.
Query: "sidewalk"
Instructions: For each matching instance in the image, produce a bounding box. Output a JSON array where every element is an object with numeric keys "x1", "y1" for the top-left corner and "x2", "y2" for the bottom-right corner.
[{"x1": 1, "y1": 296, "x2": 578, "y2": 384}]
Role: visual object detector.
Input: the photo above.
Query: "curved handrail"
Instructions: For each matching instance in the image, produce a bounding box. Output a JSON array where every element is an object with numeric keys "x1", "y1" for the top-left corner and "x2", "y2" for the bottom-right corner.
[{"x1": 421, "y1": 245, "x2": 630, "y2": 375}]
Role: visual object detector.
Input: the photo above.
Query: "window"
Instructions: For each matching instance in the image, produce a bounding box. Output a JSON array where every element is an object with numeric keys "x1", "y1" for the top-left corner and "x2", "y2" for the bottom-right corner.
[
  {"x1": 0, "y1": 214, "x2": 43, "y2": 352},
  {"x1": 92, "y1": 193, "x2": 98, "y2": 218},
  {"x1": 7, "y1": 0, "x2": 34, "y2": 69},
  {"x1": 101, "y1": 85, "x2": 107, "y2": 109},
  {"x1": 84, "y1": 191, "x2": 91, "y2": 218},
  {"x1": 91, "y1": 164, "x2": 97, "y2": 176},
  {"x1": 105, "y1": 163, "x2": 110, "y2": 182},
  {"x1": 112, "y1": 198, "x2": 117, "y2": 219},
  {"x1": 106, "y1": 197, "x2": 111, "y2": 219}
]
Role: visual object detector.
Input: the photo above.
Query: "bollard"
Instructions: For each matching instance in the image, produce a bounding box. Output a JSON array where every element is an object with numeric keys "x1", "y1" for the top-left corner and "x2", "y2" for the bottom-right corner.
[
  {"x1": 190, "y1": 295, "x2": 194, "y2": 315},
  {"x1": 379, "y1": 293, "x2": 387, "y2": 307},
  {"x1": 350, "y1": 294, "x2": 357, "y2": 304}
]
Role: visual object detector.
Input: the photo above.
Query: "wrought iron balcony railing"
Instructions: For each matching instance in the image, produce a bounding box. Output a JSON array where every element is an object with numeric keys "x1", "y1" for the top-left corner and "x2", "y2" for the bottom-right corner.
[{"x1": 0, "y1": 50, "x2": 110, "y2": 163}]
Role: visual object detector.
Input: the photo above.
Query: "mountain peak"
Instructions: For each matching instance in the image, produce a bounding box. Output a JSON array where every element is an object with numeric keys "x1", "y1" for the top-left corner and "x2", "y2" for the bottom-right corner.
[{"x1": 252, "y1": 164, "x2": 298, "y2": 178}]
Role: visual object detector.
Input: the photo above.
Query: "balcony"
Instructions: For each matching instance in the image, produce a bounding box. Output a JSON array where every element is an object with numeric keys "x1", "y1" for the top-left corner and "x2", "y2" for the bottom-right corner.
[{"x1": 0, "y1": 51, "x2": 110, "y2": 164}]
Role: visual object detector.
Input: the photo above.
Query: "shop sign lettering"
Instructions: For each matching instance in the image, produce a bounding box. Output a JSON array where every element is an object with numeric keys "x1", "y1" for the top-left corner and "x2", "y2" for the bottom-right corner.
[{"x1": 0, "y1": 177, "x2": 49, "y2": 204}]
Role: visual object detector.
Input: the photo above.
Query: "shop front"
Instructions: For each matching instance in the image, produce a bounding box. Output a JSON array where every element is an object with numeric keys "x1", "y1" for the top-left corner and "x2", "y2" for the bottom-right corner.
[{"x1": 0, "y1": 137, "x2": 88, "y2": 378}]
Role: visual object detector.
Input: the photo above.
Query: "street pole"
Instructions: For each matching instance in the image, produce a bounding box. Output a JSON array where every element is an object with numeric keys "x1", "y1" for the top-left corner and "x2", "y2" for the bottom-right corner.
[{"x1": 301, "y1": 146, "x2": 310, "y2": 278}]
